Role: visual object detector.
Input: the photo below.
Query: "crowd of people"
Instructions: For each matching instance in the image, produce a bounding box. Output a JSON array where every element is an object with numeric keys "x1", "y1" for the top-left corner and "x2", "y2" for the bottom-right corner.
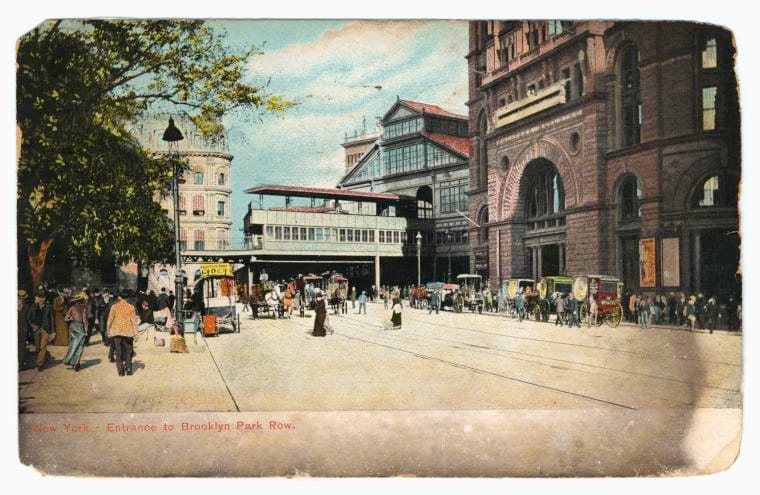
[
  {"x1": 18, "y1": 284, "x2": 193, "y2": 376},
  {"x1": 622, "y1": 291, "x2": 741, "y2": 334}
]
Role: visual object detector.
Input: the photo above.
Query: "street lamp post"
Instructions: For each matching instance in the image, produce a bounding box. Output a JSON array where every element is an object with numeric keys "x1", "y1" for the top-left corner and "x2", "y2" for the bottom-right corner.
[
  {"x1": 163, "y1": 117, "x2": 185, "y2": 324},
  {"x1": 416, "y1": 231, "x2": 422, "y2": 287},
  {"x1": 446, "y1": 229, "x2": 453, "y2": 283}
]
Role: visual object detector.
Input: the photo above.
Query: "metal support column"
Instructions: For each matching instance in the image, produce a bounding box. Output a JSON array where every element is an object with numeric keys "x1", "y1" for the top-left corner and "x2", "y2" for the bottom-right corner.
[{"x1": 374, "y1": 254, "x2": 381, "y2": 294}]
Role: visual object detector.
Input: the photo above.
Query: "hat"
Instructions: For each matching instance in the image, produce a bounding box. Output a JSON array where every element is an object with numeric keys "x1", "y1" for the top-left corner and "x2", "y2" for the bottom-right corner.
[
  {"x1": 119, "y1": 289, "x2": 131, "y2": 299},
  {"x1": 34, "y1": 296, "x2": 46, "y2": 304},
  {"x1": 71, "y1": 291, "x2": 87, "y2": 302},
  {"x1": 17, "y1": 290, "x2": 28, "y2": 299}
]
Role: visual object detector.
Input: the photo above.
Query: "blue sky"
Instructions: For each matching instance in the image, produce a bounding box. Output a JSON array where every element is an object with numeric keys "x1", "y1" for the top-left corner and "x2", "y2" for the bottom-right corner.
[{"x1": 208, "y1": 20, "x2": 469, "y2": 245}]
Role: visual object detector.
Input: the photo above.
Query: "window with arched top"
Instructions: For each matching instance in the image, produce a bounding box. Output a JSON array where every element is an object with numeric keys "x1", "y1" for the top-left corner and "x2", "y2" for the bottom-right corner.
[
  {"x1": 478, "y1": 207, "x2": 489, "y2": 243},
  {"x1": 524, "y1": 160, "x2": 565, "y2": 231},
  {"x1": 478, "y1": 113, "x2": 488, "y2": 189},
  {"x1": 619, "y1": 45, "x2": 642, "y2": 148},
  {"x1": 218, "y1": 172, "x2": 225, "y2": 186},
  {"x1": 691, "y1": 173, "x2": 738, "y2": 209},
  {"x1": 193, "y1": 169, "x2": 204, "y2": 185},
  {"x1": 619, "y1": 175, "x2": 643, "y2": 221}
]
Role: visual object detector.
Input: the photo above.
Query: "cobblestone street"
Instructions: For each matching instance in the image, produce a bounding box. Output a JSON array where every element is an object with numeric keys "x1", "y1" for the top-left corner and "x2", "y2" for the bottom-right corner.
[{"x1": 19, "y1": 302, "x2": 742, "y2": 414}]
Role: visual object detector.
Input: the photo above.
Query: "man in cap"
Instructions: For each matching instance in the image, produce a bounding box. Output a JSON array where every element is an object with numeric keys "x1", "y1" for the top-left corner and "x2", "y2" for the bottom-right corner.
[
  {"x1": 26, "y1": 291, "x2": 54, "y2": 371},
  {"x1": 107, "y1": 289, "x2": 138, "y2": 376}
]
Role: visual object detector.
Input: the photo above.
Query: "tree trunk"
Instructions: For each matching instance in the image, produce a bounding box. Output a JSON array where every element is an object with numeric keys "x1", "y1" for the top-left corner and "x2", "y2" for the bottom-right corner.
[{"x1": 28, "y1": 238, "x2": 53, "y2": 291}]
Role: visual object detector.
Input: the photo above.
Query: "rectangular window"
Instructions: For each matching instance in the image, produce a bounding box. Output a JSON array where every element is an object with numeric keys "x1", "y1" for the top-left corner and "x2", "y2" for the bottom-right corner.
[
  {"x1": 283, "y1": 226, "x2": 291, "y2": 241},
  {"x1": 393, "y1": 231, "x2": 399, "y2": 244},
  {"x1": 547, "y1": 20, "x2": 563, "y2": 36},
  {"x1": 561, "y1": 67, "x2": 571, "y2": 100},
  {"x1": 703, "y1": 86, "x2": 717, "y2": 130},
  {"x1": 347, "y1": 229, "x2": 354, "y2": 242},
  {"x1": 332, "y1": 228, "x2": 338, "y2": 242},
  {"x1": 308, "y1": 228, "x2": 315, "y2": 241},
  {"x1": 274, "y1": 226, "x2": 282, "y2": 240},
  {"x1": 300, "y1": 227, "x2": 307, "y2": 240},
  {"x1": 217, "y1": 201, "x2": 225, "y2": 217},
  {"x1": 292, "y1": 227, "x2": 299, "y2": 241},
  {"x1": 266, "y1": 226, "x2": 273, "y2": 239},
  {"x1": 439, "y1": 179, "x2": 469, "y2": 213},
  {"x1": 340, "y1": 229, "x2": 346, "y2": 242},
  {"x1": 573, "y1": 63, "x2": 583, "y2": 99},
  {"x1": 362, "y1": 230, "x2": 368, "y2": 243},
  {"x1": 179, "y1": 240, "x2": 187, "y2": 250},
  {"x1": 702, "y1": 38, "x2": 718, "y2": 69},
  {"x1": 194, "y1": 240, "x2": 205, "y2": 250},
  {"x1": 379, "y1": 230, "x2": 385, "y2": 243},
  {"x1": 315, "y1": 227, "x2": 324, "y2": 241},
  {"x1": 369, "y1": 230, "x2": 375, "y2": 243}
]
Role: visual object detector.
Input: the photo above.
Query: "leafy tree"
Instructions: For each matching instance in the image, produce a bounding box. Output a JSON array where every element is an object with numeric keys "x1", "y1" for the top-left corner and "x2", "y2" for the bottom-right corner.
[{"x1": 17, "y1": 20, "x2": 294, "y2": 288}]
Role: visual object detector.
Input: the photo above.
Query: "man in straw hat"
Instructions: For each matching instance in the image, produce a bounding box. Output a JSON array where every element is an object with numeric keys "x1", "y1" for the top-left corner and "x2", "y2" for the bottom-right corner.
[
  {"x1": 107, "y1": 289, "x2": 138, "y2": 376},
  {"x1": 27, "y1": 291, "x2": 54, "y2": 371}
]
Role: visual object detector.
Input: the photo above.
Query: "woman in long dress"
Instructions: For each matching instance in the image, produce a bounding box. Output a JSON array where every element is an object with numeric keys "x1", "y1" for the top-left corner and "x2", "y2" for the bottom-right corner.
[
  {"x1": 52, "y1": 290, "x2": 69, "y2": 346},
  {"x1": 390, "y1": 297, "x2": 402, "y2": 329},
  {"x1": 63, "y1": 292, "x2": 88, "y2": 371},
  {"x1": 313, "y1": 291, "x2": 327, "y2": 337}
]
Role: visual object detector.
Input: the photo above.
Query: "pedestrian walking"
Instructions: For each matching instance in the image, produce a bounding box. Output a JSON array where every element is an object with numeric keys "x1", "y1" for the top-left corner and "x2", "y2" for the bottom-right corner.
[
  {"x1": 18, "y1": 290, "x2": 32, "y2": 371},
  {"x1": 726, "y1": 296, "x2": 739, "y2": 331},
  {"x1": 383, "y1": 287, "x2": 389, "y2": 310},
  {"x1": 168, "y1": 290, "x2": 176, "y2": 312},
  {"x1": 637, "y1": 295, "x2": 648, "y2": 328},
  {"x1": 357, "y1": 290, "x2": 367, "y2": 315},
  {"x1": 27, "y1": 292, "x2": 54, "y2": 371},
  {"x1": 567, "y1": 292, "x2": 581, "y2": 328},
  {"x1": 686, "y1": 295, "x2": 697, "y2": 331},
  {"x1": 554, "y1": 293, "x2": 565, "y2": 326},
  {"x1": 429, "y1": 289, "x2": 440, "y2": 315},
  {"x1": 516, "y1": 289, "x2": 526, "y2": 322},
  {"x1": 157, "y1": 287, "x2": 169, "y2": 310},
  {"x1": 107, "y1": 290, "x2": 138, "y2": 376},
  {"x1": 589, "y1": 296, "x2": 598, "y2": 327},
  {"x1": 705, "y1": 296, "x2": 719, "y2": 334},
  {"x1": 312, "y1": 290, "x2": 327, "y2": 337},
  {"x1": 695, "y1": 293, "x2": 706, "y2": 330},
  {"x1": 390, "y1": 297, "x2": 403, "y2": 329},
  {"x1": 351, "y1": 286, "x2": 357, "y2": 309},
  {"x1": 628, "y1": 292, "x2": 638, "y2": 323},
  {"x1": 63, "y1": 291, "x2": 89, "y2": 371}
]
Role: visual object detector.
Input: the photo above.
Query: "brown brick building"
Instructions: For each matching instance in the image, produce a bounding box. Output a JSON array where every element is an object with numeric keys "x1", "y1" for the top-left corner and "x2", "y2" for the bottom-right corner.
[{"x1": 467, "y1": 21, "x2": 740, "y2": 299}]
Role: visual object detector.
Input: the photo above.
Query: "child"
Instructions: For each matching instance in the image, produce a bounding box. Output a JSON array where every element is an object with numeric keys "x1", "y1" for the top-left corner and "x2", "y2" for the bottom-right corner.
[{"x1": 170, "y1": 327, "x2": 189, "y2": 353}]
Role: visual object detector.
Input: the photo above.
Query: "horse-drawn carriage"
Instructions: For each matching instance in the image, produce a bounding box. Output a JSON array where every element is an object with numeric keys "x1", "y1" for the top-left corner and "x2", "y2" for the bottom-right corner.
[
  {"x1": 503, "y1": 278, "x2": 543, "y2": 320},
  {"x1": 573, "y1": 275, "x2": 624, "y2": 327},
  {"x1": 457, "y1": 274, "x2": 484, "y2": 312}
]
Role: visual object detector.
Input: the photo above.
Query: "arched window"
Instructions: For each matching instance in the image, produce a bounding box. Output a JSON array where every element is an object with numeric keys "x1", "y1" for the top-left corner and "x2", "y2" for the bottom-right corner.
[
  {"x1": 416, "y1": 186, "x2": 433, "y2": 219},
  {"x1": 619, "y1": 175, "x2": 643, "y2": 221},
  {"x1": 619, "y1": 46, "x2": 641, "y2": 148},
  {"x1": 524, "y1": 160, "x2": 565, "y2": 231},
  {"x1": 193, "y1": 169, "x2": 204, "y2": 185},
  {"x1": 478, "y1": 207, "x2": 489, "y2": 243},
  {"x1": 691, "y1": 173, "x2": 738, "y2": 208},
  {"x1": 218, "y1": 172, "x2": 225, "y2": 186},
  {"x1": 478, "y1": 113, "x2": 488, "y2": 189}
]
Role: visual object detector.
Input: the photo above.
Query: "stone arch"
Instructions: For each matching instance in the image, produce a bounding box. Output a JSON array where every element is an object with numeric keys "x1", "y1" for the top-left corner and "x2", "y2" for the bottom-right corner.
[
  {"x1": 498, "y1": 138, "x2": 580, "y2": 221},
  {"x1": 610, "y1": 171, "x2": 644, "y2": 205},
  {"x1": 668, "y1": 152, "x2": 725, "y2": 211}
]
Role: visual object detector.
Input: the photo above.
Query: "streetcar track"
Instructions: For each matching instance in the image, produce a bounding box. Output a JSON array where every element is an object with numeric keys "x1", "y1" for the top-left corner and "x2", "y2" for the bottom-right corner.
[
  {"x1": 339, "y1": 315, "x2": 741, "y2": 395},
  {"x1": 403, "y1": 312, "x2": 742, "y2": 368},
  {"x1": 280, "y1": 315, "x2": 637, "y2": 410},
  {"x1": 336, "y1": 316, "x2": 738, "y2": 407}
]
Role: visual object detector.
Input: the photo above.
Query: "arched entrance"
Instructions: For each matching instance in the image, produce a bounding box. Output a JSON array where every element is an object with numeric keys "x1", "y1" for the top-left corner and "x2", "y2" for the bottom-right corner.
[
  {"x1": 416, "y1": 186, "x2": 433, "y2": 219},
  {"x1": 520, "y1": 159, "x2": 567, "y2": 279}
]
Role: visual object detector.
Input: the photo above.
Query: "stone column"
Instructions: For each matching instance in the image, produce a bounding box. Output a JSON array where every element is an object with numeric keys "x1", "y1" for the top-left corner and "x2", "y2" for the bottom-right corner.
[
  {"x1": 559, "y1": 244, "x2": 565, "y2": 275},
  {"x1": 537, "y1": 245, "x2": 543, "y2": 279}
]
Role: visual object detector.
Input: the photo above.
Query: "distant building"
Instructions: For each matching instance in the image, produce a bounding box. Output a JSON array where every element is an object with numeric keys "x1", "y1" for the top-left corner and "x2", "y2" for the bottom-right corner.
[
  {"x1": 338, "y1": 98, "x2": 472, "y2": 280},
  {"x1": 467, "y1": 21, "x2": 740, "y2": 299},
  {"x1": 129, "y1": 114, "x2": 235, "y2": 292},
  {"x1": 341, "y1": 117, "x2": 382, "y2": 175}
]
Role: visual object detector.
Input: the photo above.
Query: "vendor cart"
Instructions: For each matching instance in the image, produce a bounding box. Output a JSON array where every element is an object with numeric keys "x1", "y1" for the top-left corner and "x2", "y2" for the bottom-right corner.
[{"x1": 194, "y1": 262, "x2": 241, "y2": 336}]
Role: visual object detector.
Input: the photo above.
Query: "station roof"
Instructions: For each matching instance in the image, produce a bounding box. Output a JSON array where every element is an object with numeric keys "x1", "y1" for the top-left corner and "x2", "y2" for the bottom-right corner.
[
  {"x1": 400, "y1": 100, "x2": 468, "y2": 121},
  {"x1": 421, "y1": 131, "x2": 472, "y2": 158},
  {"x1": 245, "y1": 184, "x2": 407, "y2": 202}
]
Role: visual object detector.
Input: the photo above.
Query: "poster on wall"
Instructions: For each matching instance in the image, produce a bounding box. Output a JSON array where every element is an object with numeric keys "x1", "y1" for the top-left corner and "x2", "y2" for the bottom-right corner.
[
  {"x1": 639, "y1": 238, "x2": 656, "y2": 287},
  {"x1": 661, "y1": 237, "x2": 680, "y2": 287}
]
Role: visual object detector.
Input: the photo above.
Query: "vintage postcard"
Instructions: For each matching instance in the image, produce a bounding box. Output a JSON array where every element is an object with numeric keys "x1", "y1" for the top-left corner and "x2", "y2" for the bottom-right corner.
[{"x1": 16, "y1": 18, "x2": 742, "y2": 477}]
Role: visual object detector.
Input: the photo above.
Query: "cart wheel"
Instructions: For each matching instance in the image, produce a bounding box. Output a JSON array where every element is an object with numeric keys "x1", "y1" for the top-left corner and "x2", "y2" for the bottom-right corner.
[
  {"x1": 608, "y1": 301, "x2": 623, "y2": 328},
  {"x1": 579, "y1": 302, "x2": 589, "y2": 327}
]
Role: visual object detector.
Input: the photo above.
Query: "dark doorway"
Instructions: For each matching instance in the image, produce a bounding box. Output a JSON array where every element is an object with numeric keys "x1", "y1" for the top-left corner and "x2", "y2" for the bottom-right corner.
[
  {"x1": 700, "y1": 229, "x2": 739, "y2": 302},
  {"x1": 621, "y1": 237, "x2": 639, "y2": 290},
  {"x1": 541, "y1": 244, "x2": 560, "y2": 277}
]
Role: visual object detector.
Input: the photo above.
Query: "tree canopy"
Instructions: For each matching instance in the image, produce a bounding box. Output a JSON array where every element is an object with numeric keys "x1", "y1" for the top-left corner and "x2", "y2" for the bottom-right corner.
[{"x1": 17, "y1": 19, "x2": 294, "y2": 286}]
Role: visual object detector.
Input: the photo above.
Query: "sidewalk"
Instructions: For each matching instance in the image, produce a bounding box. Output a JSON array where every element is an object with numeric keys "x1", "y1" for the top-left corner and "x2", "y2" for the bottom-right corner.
[{"x1": 18, "y1": 327, "x2": 238, "y2": 414}]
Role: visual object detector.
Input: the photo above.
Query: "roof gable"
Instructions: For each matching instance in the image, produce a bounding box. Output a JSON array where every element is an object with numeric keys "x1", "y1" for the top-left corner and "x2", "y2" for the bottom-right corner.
[{"x1": 339, "y1": 145, "x2": 380, "y2": 185}]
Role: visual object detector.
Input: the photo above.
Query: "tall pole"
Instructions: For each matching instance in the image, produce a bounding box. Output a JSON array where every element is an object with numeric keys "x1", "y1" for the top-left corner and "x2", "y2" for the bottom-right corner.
[
  {"x1": 163, "y1": 117, "x2": 185, "y2": 324},
  {"x1": 172, "y1": 149, "x2": 182, "y2": 324},
  {"x1": 447, "y1": 229, "x2": 452, "y2": 283},
  {"x1": 416, "y1": 232, "x2": 422, "y2": 287}
]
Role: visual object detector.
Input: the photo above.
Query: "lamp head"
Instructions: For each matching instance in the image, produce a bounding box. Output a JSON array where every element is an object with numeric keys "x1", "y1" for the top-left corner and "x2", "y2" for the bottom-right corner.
[{"x1": 162, "y1": 117, "x2": 185, "y2": 143}]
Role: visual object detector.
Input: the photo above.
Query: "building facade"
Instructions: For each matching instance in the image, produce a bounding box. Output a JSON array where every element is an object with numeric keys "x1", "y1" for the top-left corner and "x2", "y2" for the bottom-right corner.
[
  {"x1": 338, "y1": 98, "x2": 472, "y2": 280},
  {"x1": 129, "y1": 114, "x2": 235, "y2": 291},
  {"x1": 341, "y1": 118, "x2": 382, "y2": 175},
  {"x1": 468, "y1": 21, "x2": 740, "y2": 299}
]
